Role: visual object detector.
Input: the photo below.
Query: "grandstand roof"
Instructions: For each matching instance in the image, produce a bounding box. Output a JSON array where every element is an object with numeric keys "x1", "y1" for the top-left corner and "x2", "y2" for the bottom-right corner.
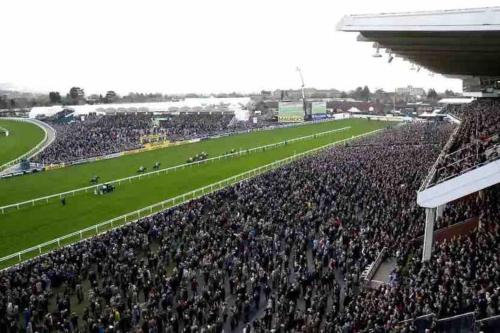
[{"x1": 336, "y1": 7, "x2": 500, "y2": 76}]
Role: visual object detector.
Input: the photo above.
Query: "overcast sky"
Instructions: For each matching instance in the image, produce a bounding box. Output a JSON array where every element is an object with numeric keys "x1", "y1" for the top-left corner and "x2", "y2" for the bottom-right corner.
[{"x1": 1, "y1": 0, "x2": 498, "y2": 95}]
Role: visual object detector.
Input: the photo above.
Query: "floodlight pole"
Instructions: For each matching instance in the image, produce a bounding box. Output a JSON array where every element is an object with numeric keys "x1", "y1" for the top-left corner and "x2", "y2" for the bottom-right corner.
[
  {"x1": 393, "y1": 89, "x2": 396, "y2": 113},
  {"x1": 296, "y1": 67, "x2": 308, "y2": 120}
]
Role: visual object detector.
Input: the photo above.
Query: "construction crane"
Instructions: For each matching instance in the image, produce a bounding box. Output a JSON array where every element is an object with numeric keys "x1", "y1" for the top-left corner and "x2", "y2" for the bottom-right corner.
[{"x1": 296, "y1": 67, "x2": 309, "y2": 120}]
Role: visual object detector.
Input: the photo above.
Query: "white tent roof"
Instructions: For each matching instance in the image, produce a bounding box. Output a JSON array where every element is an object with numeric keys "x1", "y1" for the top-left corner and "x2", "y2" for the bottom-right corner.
[
  {"x1": 29, "y1": 97, "x2": 250, "y2": 119},
  {"x1": 438, "y1": 97, "x2": 475, "y2": 105}
]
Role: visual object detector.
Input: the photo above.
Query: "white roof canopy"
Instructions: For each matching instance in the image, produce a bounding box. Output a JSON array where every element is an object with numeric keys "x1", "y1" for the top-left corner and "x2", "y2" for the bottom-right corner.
[{"x1": 337, "y1": 7, "x2": 500, "y2": 77}]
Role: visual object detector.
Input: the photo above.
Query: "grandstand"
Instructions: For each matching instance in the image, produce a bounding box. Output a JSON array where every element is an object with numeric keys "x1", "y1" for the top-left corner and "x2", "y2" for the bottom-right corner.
[
  {"x1": 0, "y1": 6, "x2": 499, "y2": 333},
  {"x1": 338, "y1": 6, "x2": 500, "y2": 331}
]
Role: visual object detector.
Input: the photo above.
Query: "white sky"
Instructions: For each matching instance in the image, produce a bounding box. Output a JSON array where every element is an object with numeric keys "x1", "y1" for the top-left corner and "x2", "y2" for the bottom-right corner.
[{"x1": 1, "y1": 0, "x2": 498, "y2": 95}]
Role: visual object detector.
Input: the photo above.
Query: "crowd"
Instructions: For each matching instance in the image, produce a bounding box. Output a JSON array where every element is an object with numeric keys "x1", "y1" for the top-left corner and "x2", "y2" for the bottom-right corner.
[
  {"x1": 435, "y1": 99, "x2": 500, "y2": 184},
  {"x1": 35, "y1": 114, "x2": 159, "y2": 164},
  {"x1": 346, "y1": 184, "x2": 500, "y2": 331},
  {"x1": 435, "y1": 193, "x2": 481, "y2": 230},
  {"x1": 35, "y1": 114, "x2": 272, "y2": 165},
  {"x1": 158, "y1": 114, "x2": 272, "y2": 141},
  {"x1": 3, "y1": 121, "x2": 479, "y2": 333}
]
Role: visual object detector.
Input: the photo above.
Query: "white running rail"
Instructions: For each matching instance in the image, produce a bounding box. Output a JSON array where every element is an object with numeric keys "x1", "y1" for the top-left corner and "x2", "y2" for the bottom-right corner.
[
  {"x1": 0, "y1": 118, "x2": 55, "y2": 172},
  {"x1": 0, "y1": 126, "x2": 350, "y2": 214},
  {"x1": 0, "y1": 128, "x2": 383, "y2": 268}
]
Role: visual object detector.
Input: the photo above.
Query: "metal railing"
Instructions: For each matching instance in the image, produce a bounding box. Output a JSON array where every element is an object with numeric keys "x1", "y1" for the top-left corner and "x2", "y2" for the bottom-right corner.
[
  {"x1": 0, "y1": 118, "x2": 53, "y2": 172},
  {"x1": 364, "y1": 247, "x2": 387, "y2": 285},
  {"x1": 420, "y1": 113, "x2": 499, "y2": 190},
  {"x1": 419, "y1": 124, "x2": 461, "y2": 191},
  {"x1": 397, "y1": 312, "x2": 475, "y2": 332},
  {"x1": 397, "y1": 314, "x2": 434, "y2": 332},
  {"x1": 429, "y1": 142, "x2": 500, "y2": 187},
  {"x1": 0, "y1": 128, "x2": 383, "y2": 269},
  {"x1": 477, "y1": 314, "x2": 500, "y2": 332},
  {"x1": 396, "y1": 311, "x2": 500, "y2": 332},
  {"x1": 0, "y1": 126, "x2": 350, "y2": 214}
]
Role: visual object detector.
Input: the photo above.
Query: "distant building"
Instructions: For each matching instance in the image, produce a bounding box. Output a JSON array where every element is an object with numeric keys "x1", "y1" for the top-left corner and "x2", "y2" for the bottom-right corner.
[
  {"x1": 69, "y1": 87, "x2": 85, "y2": 105},
  {"x1": 272, "y1": 89, "x2": 302, "y2": 100},
  {"x1": 395, "y1": 85, "x2": 426, "y2": 98},
  {"x1": 304, "y1": 88, "x2": 341, "y2": 99},
  {"x1": 105, "y1": 91, "x2": 118, "y2": 103},
  {"x1": 260, "y1": 90, "x2": 272, "y2": 98},
  {"x1": 272, "y1": 88, "x2": 341, "y2": 100}
]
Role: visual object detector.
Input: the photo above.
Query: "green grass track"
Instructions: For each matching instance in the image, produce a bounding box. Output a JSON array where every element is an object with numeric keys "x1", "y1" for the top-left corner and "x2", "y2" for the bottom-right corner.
[
  {"x1": 0, "y1": 119, "x2": 388, "y2": 259},
  {"x1": 1, "y1": 119, "x2": 375, "y2": 205},
  {"x1": 0, "y1": 119, "x2": 45, "y2": 166}
]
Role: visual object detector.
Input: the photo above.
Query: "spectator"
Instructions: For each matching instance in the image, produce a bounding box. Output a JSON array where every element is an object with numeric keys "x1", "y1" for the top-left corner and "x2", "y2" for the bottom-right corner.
[{"x1": 6, "y1": 122, "x2": 491, "y2": 333}]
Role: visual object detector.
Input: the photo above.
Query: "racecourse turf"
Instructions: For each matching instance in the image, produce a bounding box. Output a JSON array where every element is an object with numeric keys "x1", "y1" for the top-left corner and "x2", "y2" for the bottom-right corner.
[
  {"x1": 0, "y1": 119, "x2": 388, "y2": 262},
  {"x1": 1, "y1": 119, "x2": 377, "y2": 205},
  {"x1": 0, "y1": 119, "x2": 45, "y2": 167}
]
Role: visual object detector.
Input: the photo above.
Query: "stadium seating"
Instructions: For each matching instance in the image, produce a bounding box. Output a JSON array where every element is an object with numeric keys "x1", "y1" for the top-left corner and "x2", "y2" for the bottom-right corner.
[
  {"x1": 343, "y1": 183, "x2": 500, "y2": 331},
  {"x1": 34, "y1": 114, "x2": 272, "y2": 165},
  {"x1": 34, "y1": 114, "x2": 158, "y2": 164},
  {"x1": 2, "y1": 122, "x2": 470, "y2": 332},
  {"x1": 158, "y1": 114, "x2": 271, "y2": 142},
  {"x1": 434, "y1": 99, "x2": 500, "y2": 184}
]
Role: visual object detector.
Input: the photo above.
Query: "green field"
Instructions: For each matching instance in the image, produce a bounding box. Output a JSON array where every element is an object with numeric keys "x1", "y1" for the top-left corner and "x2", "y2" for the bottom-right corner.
[
  {"x1": 0, "y1": 119, "x2": 45, "y2": 167},
  {"x1": 1, "y1": 119, "x2": 376, "y2": 205},
  {"x1": 0, "y1": 119, "x2": 388, "y2": 263}
]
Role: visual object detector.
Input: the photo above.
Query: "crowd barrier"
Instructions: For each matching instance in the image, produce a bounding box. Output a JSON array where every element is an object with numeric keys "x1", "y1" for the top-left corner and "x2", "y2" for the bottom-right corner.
[
  {"x1": 477, "y1": 314, "x2": 500, "y2": 332},
  {"x1": 363, "y1": 246, "x2": 387, "y2": 286},
  {"x1": 446, "y1": 113, "x2": 462, "y2": 124},
  {"x1": 396, "y1": 311, "x2": 500, "y2": 332},
  {"x1": 0, "y1": 126, "x2": 351, "y2": 214},
  {"x1": 0, "y1": 127, "x2": 383, "y2": 269}
]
